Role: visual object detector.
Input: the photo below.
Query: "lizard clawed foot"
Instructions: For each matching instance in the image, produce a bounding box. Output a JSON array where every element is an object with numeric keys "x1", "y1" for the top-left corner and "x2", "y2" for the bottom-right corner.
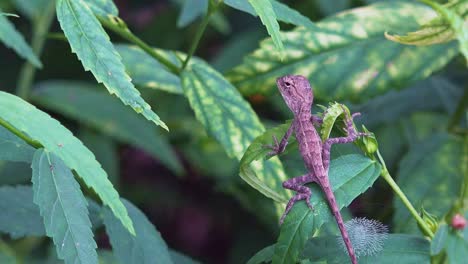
[
  {"x1": 262, "y1": 135, "x2": 282, "y2": 157},
  {"x1": 279, "y1": 192, "x2": 313, "y2": 225}
]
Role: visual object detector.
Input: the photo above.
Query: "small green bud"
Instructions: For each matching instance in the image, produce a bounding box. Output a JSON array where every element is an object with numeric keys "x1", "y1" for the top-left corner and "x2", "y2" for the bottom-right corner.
[{"x1": 419, "y1": 207, "x2": 439, "y2": 234}]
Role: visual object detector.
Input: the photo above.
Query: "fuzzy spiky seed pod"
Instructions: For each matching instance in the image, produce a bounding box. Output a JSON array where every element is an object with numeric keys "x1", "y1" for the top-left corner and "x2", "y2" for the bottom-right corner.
[{"x1": 338, "y1": 218, "x2": 388, "y2": 258}]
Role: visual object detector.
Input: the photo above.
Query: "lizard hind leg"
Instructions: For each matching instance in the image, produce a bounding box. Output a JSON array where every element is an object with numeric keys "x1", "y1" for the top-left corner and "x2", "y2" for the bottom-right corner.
[{"x1": 279, "y1": 173, "x2": 317, "y2": 224}]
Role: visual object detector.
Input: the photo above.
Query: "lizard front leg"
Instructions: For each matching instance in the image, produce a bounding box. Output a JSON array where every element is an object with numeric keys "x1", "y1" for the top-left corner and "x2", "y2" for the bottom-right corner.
[
  {"x1": 264, "y1": 123, "x2": 294, "y2": 157},
  {"x1": 322, "y1": 111, "x2": 368, "y2": 171},
  {"x1": 280, "y1": 173, "x2": 317, "y2": 224},
  {"x1": 311, "y1": 115, "x2": 323, "y2": 126}
]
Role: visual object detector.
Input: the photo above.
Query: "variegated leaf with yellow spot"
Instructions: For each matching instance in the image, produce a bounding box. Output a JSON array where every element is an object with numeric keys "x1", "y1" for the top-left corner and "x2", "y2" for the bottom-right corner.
[
  {"x1": 181, "y1": 59, "x2": 290, "y2": 204},
  {"x1": 227, "y1": 1, "x2": 458, "y2": 102}
]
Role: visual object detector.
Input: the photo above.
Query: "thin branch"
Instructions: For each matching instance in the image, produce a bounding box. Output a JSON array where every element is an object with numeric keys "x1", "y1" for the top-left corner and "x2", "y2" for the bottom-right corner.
[
  {"x1": 376, "y1": 150, "x2": 435, "y2": 238},
  {"x1": 16, "y1": 0, "x2": 56, "y2": 100},
  {"x1": 99, "y1": 17, "x2": 180, "y2": 75}
]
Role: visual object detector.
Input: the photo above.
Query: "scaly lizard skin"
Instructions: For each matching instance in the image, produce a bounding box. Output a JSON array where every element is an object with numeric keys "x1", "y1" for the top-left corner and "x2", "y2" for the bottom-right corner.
[{"x1": 267, "y1": 75, "x2": 367, "y2": 264}]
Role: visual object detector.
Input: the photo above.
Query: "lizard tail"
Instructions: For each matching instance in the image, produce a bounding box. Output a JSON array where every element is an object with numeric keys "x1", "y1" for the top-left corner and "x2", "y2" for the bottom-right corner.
[{"x1": 323, "y1": 185, "x2": 358, "y2": 264}]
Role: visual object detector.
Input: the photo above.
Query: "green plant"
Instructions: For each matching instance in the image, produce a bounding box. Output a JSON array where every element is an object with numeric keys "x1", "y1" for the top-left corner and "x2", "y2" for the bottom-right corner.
[{"x1": 0, "y1": 0, "x2": 466, "y2": 263}]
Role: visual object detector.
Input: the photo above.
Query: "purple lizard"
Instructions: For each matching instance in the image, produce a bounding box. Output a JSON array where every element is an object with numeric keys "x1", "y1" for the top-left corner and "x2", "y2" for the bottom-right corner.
[{"x1": 267, "y1": 75, "x2": 368, "y2": 264}]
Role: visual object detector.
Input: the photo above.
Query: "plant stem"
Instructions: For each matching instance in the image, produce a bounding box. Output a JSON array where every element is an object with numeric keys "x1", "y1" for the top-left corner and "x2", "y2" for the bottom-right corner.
[
  {"x1": 180, "y1": 9, "x2": 214, "y2": 71},
  {"x1": 98, "y1": 17, "x2": 180, "y2": 75},
  {"x1": 447, "y1": 87, "x2": 468, "y2": 132},
  {"x1": 16, "y1": 0, "x2": 56, "y2": 100},
  {"x1": 376, "y1": 150, "x2": 435, "y2": 238},
  {"x1": 0, "y1": 118, "x2": 42, "y2": 149}
]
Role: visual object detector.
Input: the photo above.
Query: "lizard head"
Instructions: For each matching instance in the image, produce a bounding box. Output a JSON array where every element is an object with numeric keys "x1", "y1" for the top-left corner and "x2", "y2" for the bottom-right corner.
[{"x1": 276, "y1": 75, "x2": 313, "y2": 114}]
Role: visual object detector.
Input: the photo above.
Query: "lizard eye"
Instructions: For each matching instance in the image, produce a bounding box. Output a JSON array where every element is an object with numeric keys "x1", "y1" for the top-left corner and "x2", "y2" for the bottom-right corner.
[{"x1": 284, "y1": 81, "x2": 292, "y2": 87}]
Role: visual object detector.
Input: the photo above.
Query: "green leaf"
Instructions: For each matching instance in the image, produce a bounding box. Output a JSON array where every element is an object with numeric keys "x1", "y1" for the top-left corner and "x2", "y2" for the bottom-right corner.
[
  {"x1": 103, "y1": 199, "x2": 173, "y2": 264},
  {"x1": 31, "y1": 149, "x2": 98, "y2": 264},
  {"x1": 355, "y1": 76, "x2": 463, "y2": 127},
  {"x1": 224, "y1": 0, "x2": 316, "y2": 29},
  {"x1": 10, "y1": 0, "x2": 50, "y2": 18},
  {"x1": 0, "y1": 125, "x2": 35, "y2": 163},
  {"x1": 227, "y1": 1, "x2": 458, "y2": 102},
  {"x1": 384, "y1": 18, "x2": 455, "y2": 46},
  {"x1": 0, "y1": 13, "x2": 19, "y2": 17},
  {"x1": 424, "y1": 0, "x2": 468, "y2": 64},
  {"x1": 394, "y1": 133, "x2": 464, "y2": 234},
  {"x1": 0, "y1": 11, "x2": 42, "y2": 67},
  {"x1": 0, "y1": 185, "x2": 45, "y2": 238},
  {"x1": 0, "y1": 161, "x2": 31, "y2": 185},
  {"x1": 98, "y1": 250, "x2": 119, "y2": 264},
  {"x1": 246, "y1": 0, "x2": 284, "y2": 56},
  {"x1": 431, "y1": 224, "x2": 448, "y2": 255},
  {"x1": 319, "y1": 103, "x2": 346, "y2": 141},
  {"x1": 83, "y1": 0, "x2": 118, "y2": 17},
  {"x1": 31, "y1": 81, "x2": 183, "y2": 175},
  {"x1": 56, "y1": 0, "x2": 167, "y2": 130},
  {"x1": 177, "y1": 0, "x2": 208, "y2": 27},
  {"x1": 272, "y1": 154, "x2": 381, "y2": 264},
  {"x1": 302, "y1": 234, "x2": 430, "y2": 264},
  {"x1": 116, "y1": 44, "x2": 183, "y2": 94},
  {"x1": 445, "y1": 228, "x2": 468, "y2": 263},
  {"x1": 181, "y1": 60, "x2": 289, "y2": 203},
  {"x1": 211, "y1": 28, "x2": 266, "y2": 72},
  {"x1": 0, "y1": 91, "x2": 134, "y2": 235},
  {"x1": 239, "y1": 120, "x2": 293, "y2": 203},
  {"x1": 0, "y1": 240, "x2": 16, "y2": 264},
  {"x1": 247, "y1": 244, "x2": 275, "y2": 264}
]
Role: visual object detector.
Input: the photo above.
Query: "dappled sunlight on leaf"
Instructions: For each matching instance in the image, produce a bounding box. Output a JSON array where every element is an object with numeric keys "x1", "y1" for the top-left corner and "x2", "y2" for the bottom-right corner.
[{"x1": 227, "y1": 1, "x2": 458, "y2": 102}]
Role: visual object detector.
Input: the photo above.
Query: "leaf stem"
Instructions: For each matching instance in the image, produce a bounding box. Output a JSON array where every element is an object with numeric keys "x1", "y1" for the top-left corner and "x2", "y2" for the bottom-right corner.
[
  {"x1": 16, "y1": 0, "x2": 56, "y2": 100},
  {"x1": 447, "y1": 87, "x2": 468, "y2": 132},
  {"x1": 98, "y1": 17, "x2": 180, "y2": 75},
  {"x1": 180, "y1": 4, "x2": 217, "y2": 72},
  {"x1": 376, "y1": 150, "x2": 435, "y2": 238},
  {"x1": 0, "y1": 118, "x2": 42, "y2": 149}
]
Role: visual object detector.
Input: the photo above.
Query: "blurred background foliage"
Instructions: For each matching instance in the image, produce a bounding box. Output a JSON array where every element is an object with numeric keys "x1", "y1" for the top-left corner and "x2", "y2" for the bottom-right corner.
[{"x1": 0, "y1": 0, "x2": 466, "y2": 263}]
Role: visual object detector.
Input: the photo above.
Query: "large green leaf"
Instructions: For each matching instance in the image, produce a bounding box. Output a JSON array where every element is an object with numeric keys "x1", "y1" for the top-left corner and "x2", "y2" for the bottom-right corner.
[
  {"x1": 247, "y1": 244, "x2": 275, "y2": 264},
  {"x1": 31, "y1": 149, "x2": 98, "y2": 264},
  {"x1": 394, "y1": 133, "x2": 463, "y2": 234},
  {"x1": 31, "y1": 81, "x2": 183, "y2": 175},
  {"x1": 0, "y1": 161, "x2": 31, "y2": 185},
  {"x1": 116, "y1": 44, "x2": 183, "y2": 94},
  {"x1": 103, "y1": 199, "x2": 173, "y2": 264},
  {"x1": 0, "y1": 185, "x2": 45, "y2": 238},
  {"x1": 302, "y1": 234, "x2": 430, "y2": 264},
  {"x1": 177, "y1": 0, "x2": 208, "y2": 27},
  {"x1": 56, "y1": 0, "x2": 167, "y2": 130},
  {"x1": 181, "y1": 60, "x2": 289, "y2": 203},
  {"x1": 224, "y1": 0, "x2": 316, "y2": 29},
  {"x1": 355, "y1": 76, "x2": 463, "y2": 128},
  {"x1": 0, "y1": 91, "x2": 134, "y2": 235},
  {"x1": 10, "y1": 0, "x2": 50, "y2": 18},
  {"x1": 0, "y1": 125, "x2": 35, "y2": 163},
  {"x1": 245, "y1": 0, "x2": 284, "y2": 56},
  {"x1": 272, "y1": 154, "x2": 381, "y2": 264},
  {"x1": 227, "y1": 1, "x2": 458, "y2": 102},
  {"x1": 0, "y1": 12, "x2": 41, "y2": 67}
]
